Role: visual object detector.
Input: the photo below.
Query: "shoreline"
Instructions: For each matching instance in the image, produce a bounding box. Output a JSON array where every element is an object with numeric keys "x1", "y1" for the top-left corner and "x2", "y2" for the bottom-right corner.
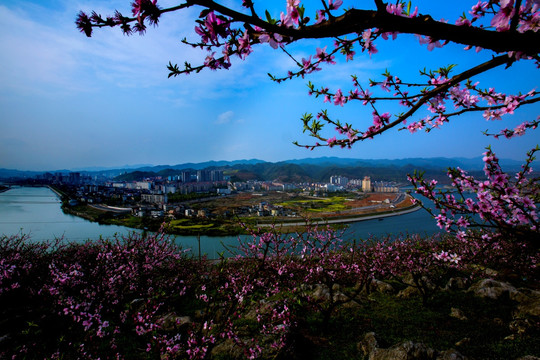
[
  {"x1": 60, "y1": 202, "x2": 423, "y2": 236},
  {"x1": 256, "y1": 203, "x2": 423, "y2": 227},
  {"x1": 48, "y1": 184, "x2": 424, "y2": 236}
]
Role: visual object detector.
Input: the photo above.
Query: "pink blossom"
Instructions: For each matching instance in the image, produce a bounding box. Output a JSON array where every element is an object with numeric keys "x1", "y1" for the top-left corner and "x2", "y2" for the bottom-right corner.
[
  {"x1": 333, "y1": 89, "x2": 346, "y2": 106},
  {"x1": 259, "y1": 33, "x2": 283, "y2": 49},
  {"x1": 417, "y1": 35, "x2": 443, "y2": 51},
  {"x1": 470, "y1": 1, "x2": 488, "y2": 19},
  {"x1": 491, "y1": 1, "x2": 516, "y2": 31},
  {"x1": 326, "y1": 136, "x2": 337, "y2": 146},
  {"x1": 328, "y1": 0, "x2": 343, "y2": 11}
]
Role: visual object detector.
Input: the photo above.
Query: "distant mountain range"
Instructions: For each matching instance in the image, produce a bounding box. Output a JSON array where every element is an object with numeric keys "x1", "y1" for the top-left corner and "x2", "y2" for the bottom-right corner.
[{"x1": 0, "y1": 156, "x2": 530, "y2": 183}]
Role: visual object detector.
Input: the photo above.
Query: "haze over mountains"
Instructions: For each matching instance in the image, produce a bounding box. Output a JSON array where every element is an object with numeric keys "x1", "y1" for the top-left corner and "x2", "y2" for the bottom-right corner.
[{"x1": 0, "y1": 156, "x2": 528, "y2": 183}]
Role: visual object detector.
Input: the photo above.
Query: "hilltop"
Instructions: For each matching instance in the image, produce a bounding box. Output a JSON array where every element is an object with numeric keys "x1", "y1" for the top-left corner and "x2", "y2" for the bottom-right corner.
[{"x1": 0, "y1": 156, "x2": 527, "y2": 181}]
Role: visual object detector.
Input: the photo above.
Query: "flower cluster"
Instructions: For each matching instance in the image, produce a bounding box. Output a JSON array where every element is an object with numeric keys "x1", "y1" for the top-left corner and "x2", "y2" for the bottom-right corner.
[{"x1": 409, "y1": 146, "x2": 539, "y2": 248}]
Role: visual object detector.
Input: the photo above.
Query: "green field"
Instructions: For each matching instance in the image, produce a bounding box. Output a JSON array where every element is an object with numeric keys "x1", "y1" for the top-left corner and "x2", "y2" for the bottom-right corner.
[
  {"x1": 277, "y1": 196, "x2": 349, "y2": 213},
  {"x1": 169, "y1": 219, "x2": 215, "y2": 230}
]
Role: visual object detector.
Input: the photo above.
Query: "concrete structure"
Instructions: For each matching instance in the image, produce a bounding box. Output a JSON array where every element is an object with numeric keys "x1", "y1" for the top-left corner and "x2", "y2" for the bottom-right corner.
[
  {"x1": 362, "y1": 176, "x2": 372, "y2": 192},
  {"x1": 330, "y1": 175, "x2": 349, "y2": 186},
  {"x1": 141, "y1": 193, "x2": 167, "y2": 204},
  {"x1": 373, "y1": 181, "x2": 399, "y2": 192}
]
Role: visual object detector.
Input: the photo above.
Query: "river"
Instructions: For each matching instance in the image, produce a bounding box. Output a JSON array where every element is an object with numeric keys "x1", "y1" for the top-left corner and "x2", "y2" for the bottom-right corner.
[{"x1": 0, "y1": 186, "x2": 442, "y2": 258}]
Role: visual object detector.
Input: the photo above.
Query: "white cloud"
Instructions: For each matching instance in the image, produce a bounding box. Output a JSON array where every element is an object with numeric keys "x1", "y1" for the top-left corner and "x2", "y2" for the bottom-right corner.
[{"x1": 216, "y1": 110, "x2": 234, "y2": 124}]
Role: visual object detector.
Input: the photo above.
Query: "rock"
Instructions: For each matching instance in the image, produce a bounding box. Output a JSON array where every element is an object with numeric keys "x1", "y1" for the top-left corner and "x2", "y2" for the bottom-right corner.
[
  {"x1": 509, "y1": 319, "x2": 532, "y2": 335},
  {"x1": 401, "y1": 273, "x2": 436, "y2": 290},
  {"x1": 444, "y1": 277, "x2": 469, "y2": 291},
  {"x1": 468, "y1": 279, "x2": 517, "y2": 300},
  {"x1": 504, "y1": 334, "x2": 516, "y2": 340},
  {"x1": 436, "y1": 349, "x2": 467, "y2": 360},
  {"x1": 312, "y1": 284, "x2": 330, "y2": 301},
  {"x1": 310, "y1": 283, "x2": 355, "y2": 304},
  {"x1": 397, "y1": 286, "x2": 420, "y2": 299},
  {"x1": 358, "y1": 333, "x2": 467, "y2": 360},
  {"x1": 370, "y1": 340, "x2": 436, "y2": 360},
  {"x1": 370, "y1": 279, "x2": 396, "y2": 294},
  {"x1": 358, "y1": 332, "x2": 378, "y2": 356},
  {"x1": 512, "y1": 288, "x2": 540, "y2": 303},
  {"x1": 454, "y1": 338, "x2": 470, "y2": 347},
  {"x1": 512, "y1": 288, "x2": 540, "y2": 318},
  {"x1": 339, "y1": 299, "x2": 362, "y2": 309},
  {"x1": 210, "y1": 338, "x2": 245, "y2": 359},
  {"x1": 333, "y1": 291, "x2": 350, "y2": 303},
  {"x1": 0, "y1": 334, "x2": 11, "y2": 345},
  {"x1": 156, "y1": 313, "x2": 191, "y2": 331},
  {"x1": 483, "y1": 268, "x2": 499, "y2": 277},
  {"x1": 402, "y1": 273, "x2": 436, "y2": 291},
  {"x1": 450, "y1": 307, "x2": 468, "y2": 321}
]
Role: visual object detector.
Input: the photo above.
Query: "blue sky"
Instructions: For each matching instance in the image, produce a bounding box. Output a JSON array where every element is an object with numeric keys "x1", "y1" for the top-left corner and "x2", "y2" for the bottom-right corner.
[{"x1": 1, "y1": 0, "x2": 538, "y2": 171}]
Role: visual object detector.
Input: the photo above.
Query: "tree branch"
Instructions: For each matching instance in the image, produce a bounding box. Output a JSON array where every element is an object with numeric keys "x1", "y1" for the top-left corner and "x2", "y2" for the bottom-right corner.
[
  {"x1": 288, "y1": 10, "x2": 540, "y2": 56},
  {"x1": 359, "y1": 55, "x2": 511, "y2": 140}
]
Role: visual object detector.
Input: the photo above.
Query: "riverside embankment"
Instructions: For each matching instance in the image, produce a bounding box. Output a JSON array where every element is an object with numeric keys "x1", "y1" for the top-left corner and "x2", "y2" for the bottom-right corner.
[{"x1": 257, "y1": 203, "x2": 422, "y2": 227}]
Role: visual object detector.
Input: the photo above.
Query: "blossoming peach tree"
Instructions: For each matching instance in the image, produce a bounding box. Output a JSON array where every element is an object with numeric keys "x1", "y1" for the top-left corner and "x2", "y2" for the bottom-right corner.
[{"x1": 77, "y1": 0, "x2": 539, "y2": 247}]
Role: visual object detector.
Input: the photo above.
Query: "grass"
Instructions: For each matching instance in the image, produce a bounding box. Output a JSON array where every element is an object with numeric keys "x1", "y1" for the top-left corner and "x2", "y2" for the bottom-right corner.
[
  {"x1": 293, "y1": 291, "x2": 539, "y2": 360},
  {"x1": 277, "y1": 196, "x2": 349, "y2": 213}
]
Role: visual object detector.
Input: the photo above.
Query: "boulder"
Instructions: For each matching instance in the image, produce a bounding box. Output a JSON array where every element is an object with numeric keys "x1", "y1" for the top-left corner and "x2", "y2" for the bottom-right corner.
[
  {"x1": 444, "y1": 277, "x2": 470, "y2": 291},
  {"x1": 509, "y1": 319, "x2": 532, "y2": 335},
  {"x1": 358, "y1": 332, "x2": 378, "y2": 356},
  {"x1": 450, "y1": 307, "x2": 468, "y2": 321},
  {"x1": 468, "y1": 279, "x2": 517, "y2": 300},
  {"x1": 312, "y1": 284, "x2": 330, "y2": 301},
  {"x1": 454, "y1": 338, "x2": 470, "y2": 347},
  {"x1": 397, "y1": 286, "x2": 421, "y2": 299},
  {"x1": 210, "y1": 338, "x2": 245, "y2": 359},
  {"x1": 402, "y1": 273, "x2": 436, "y2": 291},
  {"x1": 156, "y1": 313, "x2": 192, "y2": 331},
  {"x1": 369, "y1": 340, "x2": 436, "y2": 360},
  {"x1": 436, "y1": 349, "x2": 467, "y2": 360},
  {"x1": 358, "y1": 333, "x2": 466, "y2": 360},
  {"x1": 370, "y1": 279, "x2": 396, "y2": 294},
  {"x1": 512, "y1": 288, "x2": 540, "y2": 318}
]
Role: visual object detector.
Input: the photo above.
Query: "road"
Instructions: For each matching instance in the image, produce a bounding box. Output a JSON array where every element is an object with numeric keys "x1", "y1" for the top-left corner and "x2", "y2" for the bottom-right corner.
[{"x1": 257, "y1": 203, "x2": 422, "y2": 227}]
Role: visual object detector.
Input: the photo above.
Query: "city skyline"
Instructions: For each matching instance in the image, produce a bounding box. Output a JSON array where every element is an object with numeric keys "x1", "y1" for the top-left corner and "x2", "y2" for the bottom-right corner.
[{"x1": 1, "y1": 1, "x2": 539, "y2": 171}]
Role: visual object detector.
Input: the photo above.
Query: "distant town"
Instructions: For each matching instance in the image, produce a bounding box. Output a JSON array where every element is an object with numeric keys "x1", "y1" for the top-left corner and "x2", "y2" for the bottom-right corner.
[{"x1": 3, "y1": 167, "x2": 417, "y2": 235}]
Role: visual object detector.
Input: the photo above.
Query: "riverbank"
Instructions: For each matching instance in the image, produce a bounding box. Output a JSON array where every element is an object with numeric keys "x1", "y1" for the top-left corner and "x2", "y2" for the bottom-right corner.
[
  {"x1": 45, "y1": 184, "x2": 424, "y2": 236},
  {"x1": 46, "y1": 185, "x2": 65, "y2": 199},
  {"x1": 256, "y1": 203, "x2": 422, "y2": 227},
  {"x1": 61, "y1": 203, "x2": 247, "y2": 236},
  {"x1": 61, "y1": 199, "x2": 422, "y2": 236}
]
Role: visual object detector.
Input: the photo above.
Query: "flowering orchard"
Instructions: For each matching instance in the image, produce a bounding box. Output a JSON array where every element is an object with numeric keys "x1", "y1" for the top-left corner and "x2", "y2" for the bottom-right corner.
[{"x1": 2, "y1": 224, "x2": 538, "y2": 358}]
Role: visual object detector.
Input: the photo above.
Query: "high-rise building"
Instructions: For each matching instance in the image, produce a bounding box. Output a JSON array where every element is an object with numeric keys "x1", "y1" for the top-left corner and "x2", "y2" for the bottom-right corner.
[
  {"x1": 181, "y1": 171, "x2": 192, "y2": 183},
  {"x1": 330, "y1": 175, "x2": 348, "y2": 186},
  {"x1": 210, "y1": 170, "x2": 224, "y2": 182},
  {"x1": 197, "y1": 170, "x2": 211, "y2": 182},
  {"x1": 362, "y1": 176, "x2": 372, "y2": 192}
]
